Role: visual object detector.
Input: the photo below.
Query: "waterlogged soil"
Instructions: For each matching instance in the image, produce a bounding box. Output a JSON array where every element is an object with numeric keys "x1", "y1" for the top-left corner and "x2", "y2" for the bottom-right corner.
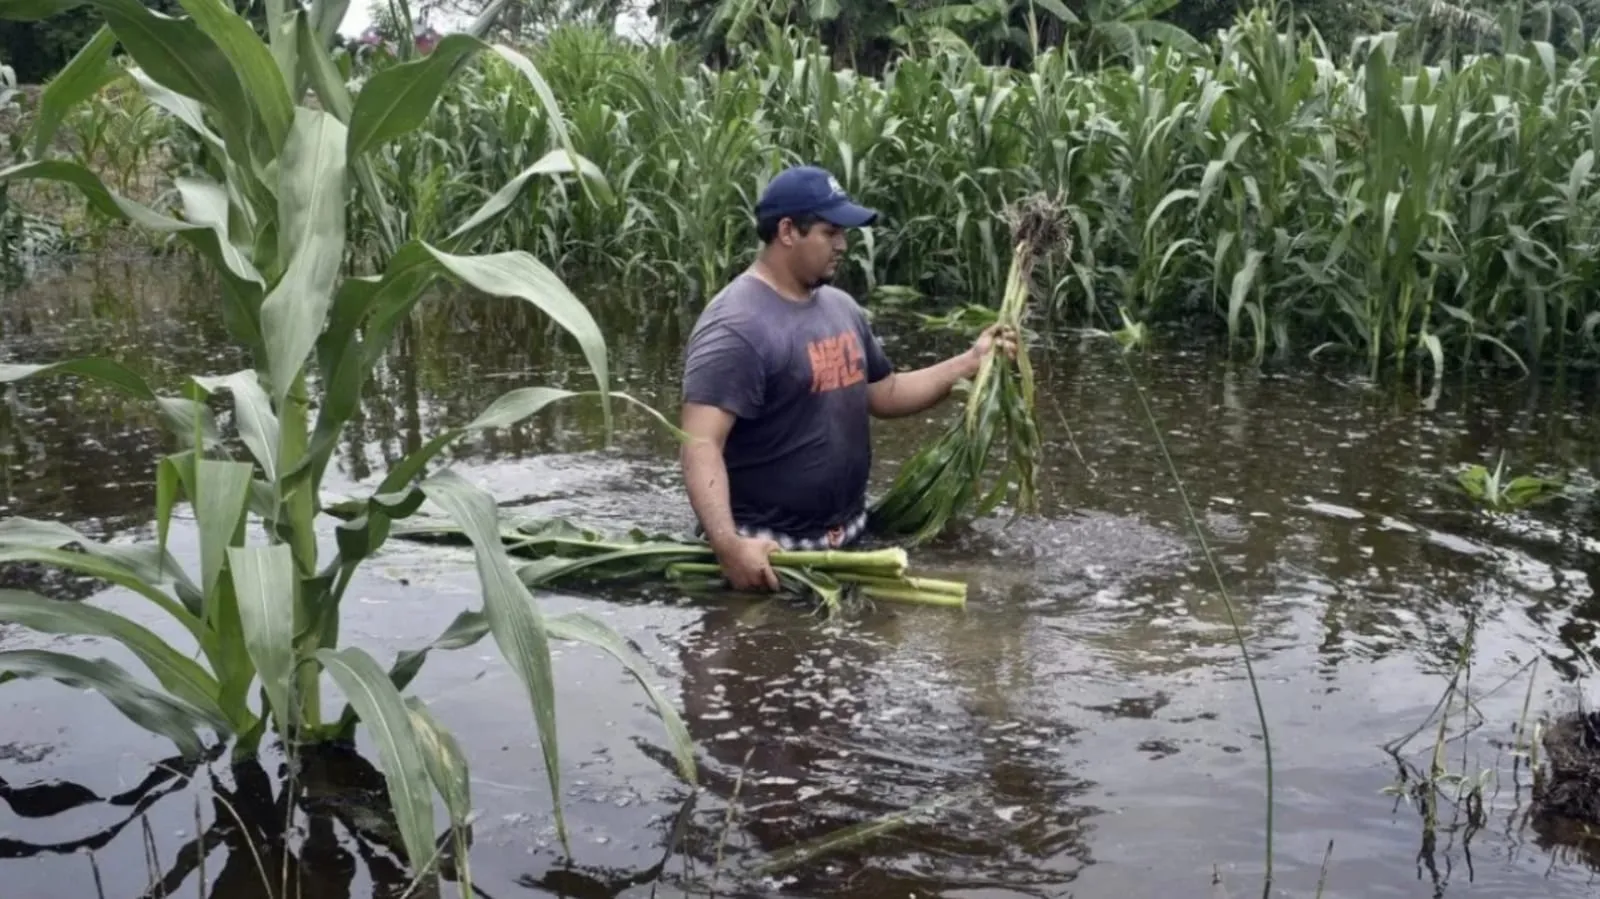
[{"x1": 4, "y1": 259, "x2": 1600, "y2": 898}]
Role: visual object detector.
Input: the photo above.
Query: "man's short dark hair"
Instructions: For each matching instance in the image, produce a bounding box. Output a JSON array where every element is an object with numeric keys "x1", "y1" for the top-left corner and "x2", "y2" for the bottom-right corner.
[{"x1": 756, "y1": 212, "x2": 822, "y2": 244}]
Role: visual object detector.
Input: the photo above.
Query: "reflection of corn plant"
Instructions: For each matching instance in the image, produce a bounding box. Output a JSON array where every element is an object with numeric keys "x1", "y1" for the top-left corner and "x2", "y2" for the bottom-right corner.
[{"x1": 0, "y1": 0, "x2": 695, "y2": 888}]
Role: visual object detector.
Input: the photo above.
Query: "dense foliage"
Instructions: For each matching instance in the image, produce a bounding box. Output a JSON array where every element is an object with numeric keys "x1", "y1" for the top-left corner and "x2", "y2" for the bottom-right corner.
[{"x1": 12, "y1": 2, "x2": 1600, "y2": 379}]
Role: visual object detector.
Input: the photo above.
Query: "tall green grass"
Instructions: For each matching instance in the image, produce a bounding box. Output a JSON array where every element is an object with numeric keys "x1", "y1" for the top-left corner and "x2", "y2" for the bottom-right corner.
[{"x1": 34, "y1": 7, "x2": 1600, "y2": 374}]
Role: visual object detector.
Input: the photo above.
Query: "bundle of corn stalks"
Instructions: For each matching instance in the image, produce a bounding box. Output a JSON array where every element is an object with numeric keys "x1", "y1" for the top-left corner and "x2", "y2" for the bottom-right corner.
[
  {"x1": 373, "y1": 515, "x2": 968, "y2": 614},
  {"x1": 868, "y1": 193, "x2": 1069, "y2": 546}
]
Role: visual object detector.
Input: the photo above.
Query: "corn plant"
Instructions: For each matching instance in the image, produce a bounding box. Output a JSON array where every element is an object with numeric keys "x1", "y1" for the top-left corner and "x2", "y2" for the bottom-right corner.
[{"x1": 0, "y1": 0, "x2": 696, "y2": 887}]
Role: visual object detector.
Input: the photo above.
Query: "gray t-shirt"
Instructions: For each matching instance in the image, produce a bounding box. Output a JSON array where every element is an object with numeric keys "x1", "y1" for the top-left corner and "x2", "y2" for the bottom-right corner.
[{"x1": 681, "y1": 273, "x2": 893, "y2": 539}]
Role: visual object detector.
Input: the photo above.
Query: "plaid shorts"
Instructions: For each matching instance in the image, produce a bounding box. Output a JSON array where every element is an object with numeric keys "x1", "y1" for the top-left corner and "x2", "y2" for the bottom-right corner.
[{"x1": 697, "y1": 509, "x2": 869, "y2": 551}]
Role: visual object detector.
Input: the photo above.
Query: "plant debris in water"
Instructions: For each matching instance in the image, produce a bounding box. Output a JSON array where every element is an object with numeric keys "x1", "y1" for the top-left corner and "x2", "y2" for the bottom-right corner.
[
  {"x1": 363, "y1": 514, "x2": 968, "y2": 614},
  {"x1": 869, "y1": 192, "x2": 1070, "y2": 546},
  {"x1": 1535, "y1": 709, "x2": 1600, "y2": 824}
]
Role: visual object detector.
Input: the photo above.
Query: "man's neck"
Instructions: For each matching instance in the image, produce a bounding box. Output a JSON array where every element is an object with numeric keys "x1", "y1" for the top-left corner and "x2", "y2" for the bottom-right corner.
[{"x1": 749, "y1": 257, "x2": 811, "y2": 302}]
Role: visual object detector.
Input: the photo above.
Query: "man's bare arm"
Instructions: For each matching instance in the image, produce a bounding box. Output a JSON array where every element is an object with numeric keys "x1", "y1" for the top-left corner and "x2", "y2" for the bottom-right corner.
[
  {"x1": 680, "y1": 402, "x2": 742, "y2": 547},
  {"x1": 865, "y1": 354, "x2": 975, "y2": 420},
  {"x1": 680, "y1": 401, "x2": 780, "y2": 590},
  {"x1": 866, "y1": 323, "x2": 1016, "y2": 420}
]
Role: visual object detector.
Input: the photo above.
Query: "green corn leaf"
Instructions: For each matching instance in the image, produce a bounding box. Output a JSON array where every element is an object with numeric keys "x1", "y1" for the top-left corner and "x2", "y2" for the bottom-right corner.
[
  {"x1": 194, "y1": 460, "x2": 255, "y2": 601},
  {"x1": 445, "y1": 149, "x2": 609, "y2": 245},
  {"x1": 416, "y1": 468, "x2": 569, "y2": 854},
  {"x1": 346, "y1": 33, "x2": 488, "y2": 159},
  {"x1": 365, "y1": 605, "x2": 696, "y2": 790},
  {"x1": 0, "y1": 650, "x2": 213, "y2": 758},
  {"x1": 0, "y1": 544, "x2": 206, "y2": 641},
  {"x1": 296, "y1": 10, "x2": 352, "y2": 122},
  {"x1": 87, "y1": 0, "x2": 255, "y2": 157},
  {"x1": 174, "y1": 177, "x2": 266, "y2": 287},
  {"x1": 404, "y1": 696, "x2": 473, "y2": 824},
  {"x1": 0, "y1": 589, "x2": 228, "y2": 729},
  {"x1": 315, "y1": 646, "x2": 441, "y2": 879},
  {"x1": 309, "y1": 0, "x2": 351, "y2": 47},
  {"x1": 489, "y1": 43, "x2": 609, "y2": 206},
  {"x1": 228, "y1": 544, "x2": 298, "y2": 735},
  {"x1": 419, "y1": 245, "x2": 611, "y2": 432},
  {"x1": 128, "y1": 66, "x2": 226, "y2": 155},
  {"x1": 0, "y1": 355, "x2": 157, "y2": 399},
  {"x1": 30, "y1": 24, "x2": 119, "y2": 159},
  {"x1": 174, "y1": 0, "x2": 292, "y2": 153},
  {"x1": 0, "y1": 517, "x2": 198, "y2": 593},
  {"x1": 192, "y1": 370, "x2": 282, "y2": 482},
  {"x1": 0, "y1": 160, "x2": 264, "y2": 297},
  {"x1": 542, "y1": 611, "x2": 697, "y2": 786},
  {"x1": 259, "y1": 107, "x2": 348, "y2": 402}
]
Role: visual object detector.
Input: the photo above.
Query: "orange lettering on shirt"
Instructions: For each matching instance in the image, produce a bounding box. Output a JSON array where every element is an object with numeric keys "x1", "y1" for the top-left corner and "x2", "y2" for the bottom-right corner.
[{"x1": 806, "y1": 330, "x2": 866, "y2": 394}]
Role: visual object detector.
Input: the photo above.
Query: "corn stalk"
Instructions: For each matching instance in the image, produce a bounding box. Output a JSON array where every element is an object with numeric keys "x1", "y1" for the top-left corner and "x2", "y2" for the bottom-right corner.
[{"x1": 0, "y1": 0, "x2": 695, "y2": 886}]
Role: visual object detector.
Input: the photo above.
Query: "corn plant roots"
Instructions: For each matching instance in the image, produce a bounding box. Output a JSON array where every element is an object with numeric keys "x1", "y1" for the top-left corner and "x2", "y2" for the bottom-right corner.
[
  {"x1": 868, "y1": 193, "x2": 1068, "y2": 546},
  {"x1": 1533, "y1": 709, "x2": 1600, "y2": 825}
]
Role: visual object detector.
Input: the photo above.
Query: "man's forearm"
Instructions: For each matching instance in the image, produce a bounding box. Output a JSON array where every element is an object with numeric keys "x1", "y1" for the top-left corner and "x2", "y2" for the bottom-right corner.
[
  {"x1": 868, "y1": 353, "x2": 975, "y2": 419},
  {"x1": 682, "y1": 442, "x2": 741, "y2": 547}
]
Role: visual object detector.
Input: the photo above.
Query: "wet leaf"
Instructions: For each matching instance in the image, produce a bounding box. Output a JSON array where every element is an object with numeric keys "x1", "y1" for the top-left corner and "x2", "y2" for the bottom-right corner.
[
  {"x1": 446, "y1": 149, "x2": 608, "y2": 244},
  {"x1": 0, "y1": 650, "x2": 214, "y2": 758},
  {"x1": 315, "y1": 646, "x2": 441, "y2": 879},
  {"x1": 419, "y1": 246, "x2": 610, "y2": 427},
  {"x1": 488, "y1": 43, "x2": 607, "y2": 206},
  {"x1": 347, "y1": 33, "x2": 487, "y2": 158},
  {"x1": 297, "y1": 11, "x2": 352, "y2": 122},
  {"x1": 192, "y1": 370, "x2": 282, "y2": 482},
  {"x1": 194, "y1": 460, "x2": 254, "y2": 601},
  {"x1": 542, "y1": 612, "x2": 697, "y2": 786},
  {"x1": 404, "y1": 696, "x2": 473, "y2": 823},
  {"x1": 29, "y1": 24, "x2": 118, "y2": 159},
  {"x1": 174, "y1": 0, "x2": 292, "y2": 152},
  {"x1": 0, "y1": 546, "x2": 205, "y2": 643},
  {"x1": 0, "y1": 356, "x2": 157, "y2": 399},
  {"x1": 417, "y1": 468, "x2": 568, "y2": 853},
  {"x1": 260, "y1": 108, "x2": 348, "y2": 402},
  {"x1": 88, "y1": 0, "x2": 254, "y2": 155},
  {"x1": 228, "y1": 544, "x2": 297, "y2": 735},
  {"x1": 0, "y1": 589, "x2": 227, "y2": 729}
]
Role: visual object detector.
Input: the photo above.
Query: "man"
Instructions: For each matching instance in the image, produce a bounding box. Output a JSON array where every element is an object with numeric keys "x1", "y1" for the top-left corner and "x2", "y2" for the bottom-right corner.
[{"x1": 679, "y1": 164, "x2": 1014, "y2": 591}]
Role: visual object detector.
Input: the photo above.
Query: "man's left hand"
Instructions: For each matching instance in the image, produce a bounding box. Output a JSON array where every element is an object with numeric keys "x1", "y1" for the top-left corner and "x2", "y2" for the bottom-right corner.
[{"x1": 963, "y1": 323, "x2": 1019, "y2": 376}]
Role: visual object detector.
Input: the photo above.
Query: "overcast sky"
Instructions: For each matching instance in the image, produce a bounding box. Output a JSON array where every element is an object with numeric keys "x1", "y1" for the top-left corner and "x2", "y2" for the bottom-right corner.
[{"x1": 336, "y1": 3, "x2": 656, "y2": 40}]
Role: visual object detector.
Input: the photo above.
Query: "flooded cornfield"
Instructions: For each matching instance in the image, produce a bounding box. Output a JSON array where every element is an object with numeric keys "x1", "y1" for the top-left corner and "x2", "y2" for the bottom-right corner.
[{"x1": 4, "y1": 257, "x2": 1600, "y2": 899}]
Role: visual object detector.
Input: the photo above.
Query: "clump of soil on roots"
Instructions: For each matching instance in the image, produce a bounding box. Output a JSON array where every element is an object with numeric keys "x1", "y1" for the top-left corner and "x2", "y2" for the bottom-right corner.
[{"x1": 1535, "y1": 709, "x2": 1600, "y2": 824}]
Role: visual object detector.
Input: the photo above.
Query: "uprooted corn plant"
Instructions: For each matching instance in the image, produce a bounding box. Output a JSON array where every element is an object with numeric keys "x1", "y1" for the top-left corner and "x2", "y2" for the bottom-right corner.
[{"x1": 869, "y1": 192, "x2": 1068, "y2": 546}]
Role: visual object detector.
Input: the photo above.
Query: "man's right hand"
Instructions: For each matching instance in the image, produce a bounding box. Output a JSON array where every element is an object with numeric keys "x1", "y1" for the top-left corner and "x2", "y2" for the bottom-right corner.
[{"x1": 712, "y1": 534, "x2": 782, "y2": 591}]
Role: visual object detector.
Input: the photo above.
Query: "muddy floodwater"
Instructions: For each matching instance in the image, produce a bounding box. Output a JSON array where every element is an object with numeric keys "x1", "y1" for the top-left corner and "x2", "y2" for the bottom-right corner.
[{"x1": 4, "y1": 258, "x2": 1600, "y2": 899}]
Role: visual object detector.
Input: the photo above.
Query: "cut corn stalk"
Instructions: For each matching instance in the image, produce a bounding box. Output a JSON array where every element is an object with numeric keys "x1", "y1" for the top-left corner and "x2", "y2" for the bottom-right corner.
[
  {"x1": 374, "y1": 515, "x2": 966, "y2": 613},
  {"x1": 869, "y1": 193, "x2": 1068, "y2": 546}
]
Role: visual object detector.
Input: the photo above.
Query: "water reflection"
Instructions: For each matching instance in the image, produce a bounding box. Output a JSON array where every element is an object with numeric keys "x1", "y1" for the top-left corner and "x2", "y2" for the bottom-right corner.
[
  {"x1": 659, "y1": 599, "x2": 1094, "y2": 897},
  {"x1": 5, "y1": 258, "x2": 1600, "y2": 897}
]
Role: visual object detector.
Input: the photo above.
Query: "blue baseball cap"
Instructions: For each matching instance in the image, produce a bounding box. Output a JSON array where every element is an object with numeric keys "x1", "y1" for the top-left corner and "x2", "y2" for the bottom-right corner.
[{"x1": 755, "y1": 165, "x2": 879, "y2": 228}]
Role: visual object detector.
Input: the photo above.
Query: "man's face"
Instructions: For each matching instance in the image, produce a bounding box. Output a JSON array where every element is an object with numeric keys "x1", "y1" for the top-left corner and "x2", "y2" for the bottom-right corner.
[{"x1": 785, "y1": 218, "x2": 847, "y2": 288}]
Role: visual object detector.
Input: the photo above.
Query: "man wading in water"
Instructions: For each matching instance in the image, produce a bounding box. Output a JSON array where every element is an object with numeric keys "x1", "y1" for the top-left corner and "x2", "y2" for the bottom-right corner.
[{"x1": 679, "y1": 165, "x2": 1016, "y2": 591}]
